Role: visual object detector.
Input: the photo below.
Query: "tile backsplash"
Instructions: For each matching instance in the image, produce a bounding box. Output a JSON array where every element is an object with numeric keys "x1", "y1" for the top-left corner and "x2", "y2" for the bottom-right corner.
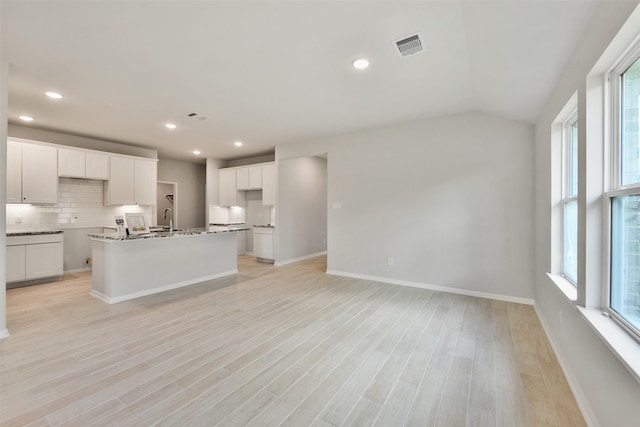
[{"x1": 6, "y1": 178, "x2": 152, "y2": 231}]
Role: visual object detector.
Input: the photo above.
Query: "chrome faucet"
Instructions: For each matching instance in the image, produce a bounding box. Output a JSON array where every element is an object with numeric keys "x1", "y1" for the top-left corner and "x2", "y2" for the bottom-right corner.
[{"x1": 164, "y1": 208, "x2": 173, "y2": 235}]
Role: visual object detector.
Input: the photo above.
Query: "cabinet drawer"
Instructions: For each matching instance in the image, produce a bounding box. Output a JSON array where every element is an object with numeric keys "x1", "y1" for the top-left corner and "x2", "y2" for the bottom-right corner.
[{"x1": 7, "y1": 233, "x2": 63, "y2": 246}]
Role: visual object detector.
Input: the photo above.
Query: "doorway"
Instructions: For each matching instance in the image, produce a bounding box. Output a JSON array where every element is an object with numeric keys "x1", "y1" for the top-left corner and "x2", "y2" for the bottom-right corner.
[{"x1": 157, "y1": 181, "x2": 178, "y2": 228}]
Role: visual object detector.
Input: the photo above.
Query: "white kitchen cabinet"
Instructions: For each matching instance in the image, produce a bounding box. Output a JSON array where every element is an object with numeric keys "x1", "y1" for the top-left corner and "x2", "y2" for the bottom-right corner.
[
  {"x1": 6, "y1": 233, "x2": 63, "y2": 283},
  {"x1": 86, "y1": 152, "x2": 110, "y2": 179},
  {"x1": 21, "y1": 143, "x2": 58, "y2": 204},
  {"x1": 26, "y1": 243, "x2": 64, "y2": 280},
  {"x1": 104, "y1": 156, "x2": 135, "y2": 205},
  {"x1": 236, "y1": 167, "x2": 249, "y2": 190},
  {"x1": 59, "y1": 148, "x2": 109, "y2": 180},
  {"x1": 235, "y1": 165, "x2": 263, "y2": 191},
  {"x1": 253, "y1": 227, "x2": 274, "y2": 262},
  {"x1": 219, "y1": 168, "x2": 244, "y2": 207},
  {"x1": 104, "y1": 156, "x2": 156, "y2": 205},
  {"x1": 6, "y1": 245, "x2": 26, "y2": 282},
  {"x1": 134, "y1": 158, "x2": 157, "y2": 205},
  {"x1": 58, "y1": 148, "x2": 86, "y2": 178},
  {"x1": 262, "y1": 163, "x2": 276, "y2": 206},
  {"x1": 249, "y1": 166, "x2": 262, "y2": 189},
  {"x1": 6, "y1": 140, "x2": 22, "y2": 204}
]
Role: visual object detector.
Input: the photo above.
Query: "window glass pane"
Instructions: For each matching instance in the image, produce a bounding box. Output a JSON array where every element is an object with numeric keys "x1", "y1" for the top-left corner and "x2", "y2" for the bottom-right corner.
[
  {"x1": 564, "y1": 200, "x2": 578, "y2": 284},
  {"x1": 611, "y1": 195, "x2": 640, "y2": 333},
  {"x1": 621, "y1": 58, "x2": 640, "y2": 186}
]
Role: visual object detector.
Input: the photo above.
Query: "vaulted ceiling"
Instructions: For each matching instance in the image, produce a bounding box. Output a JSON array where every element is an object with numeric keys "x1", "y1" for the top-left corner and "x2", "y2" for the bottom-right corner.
[{"x1": 1, "y1": 1, "x2": 613, "y2": 161}]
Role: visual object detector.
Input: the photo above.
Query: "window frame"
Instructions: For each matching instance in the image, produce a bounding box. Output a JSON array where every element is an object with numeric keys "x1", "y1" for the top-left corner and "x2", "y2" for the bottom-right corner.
[
  {"x1": 561, "y1": 110, "x2": 578, "y2": 285},
  {"x1": 606, "y1": 47, "x2": 640, "y2": 343}
]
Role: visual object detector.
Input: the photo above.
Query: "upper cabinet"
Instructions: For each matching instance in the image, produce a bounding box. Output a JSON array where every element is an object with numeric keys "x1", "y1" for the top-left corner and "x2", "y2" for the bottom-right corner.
[
  {"x1": 262, "y1": 163, "x2": 276, "y2": 206},
  {"x1": 219, "y1": 168, "x2": 245, "y2": 207},
  {"x1": 59, "y1": 148, "x2": 109, "y2": 180},
  {"x1": 7, "y1": 141, "x2": 58, "y2": 204},
  {"x1": 134, "y1": 158, "x2": 157, "y2": 206},
  {"x1": 219, "y1": 162, "x2": 275, "y2": 206},
  {"x1": 7, "y1": 140, "x2": 22, "y2": 203},
  {"x1": 237, "y1": 165, "x2": 263, "y2": 190},
  {"x1": 104, "y1": 156, "x2": 156, "y2": 205}
]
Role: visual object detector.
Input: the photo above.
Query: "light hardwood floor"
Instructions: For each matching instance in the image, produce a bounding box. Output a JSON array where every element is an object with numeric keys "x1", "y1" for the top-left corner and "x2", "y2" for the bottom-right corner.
[{"x1": 0, "y1": 255, "x2": 585, "y2": 426}]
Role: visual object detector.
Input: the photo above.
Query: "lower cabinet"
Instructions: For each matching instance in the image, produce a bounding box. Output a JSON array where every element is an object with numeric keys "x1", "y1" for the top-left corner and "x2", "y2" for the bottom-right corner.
[
  {"x1": 6, "y1": 233, "x2": 64, "y2": 283},
  {"x1": 253, "y1": 227, "x2": 274, "y2": 262}
]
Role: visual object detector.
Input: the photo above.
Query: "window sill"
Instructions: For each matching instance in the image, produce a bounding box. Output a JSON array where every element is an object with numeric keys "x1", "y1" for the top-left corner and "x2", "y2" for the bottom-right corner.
[
  {"x1": 547, "y1": 273, "x2": 578, "y2": 302},
  {"x1": 577, "y1": 307, "x2": 640, "y2": 384},
  {"x1": 547, "y1": 272, "x2": 640, "y2": 383}
]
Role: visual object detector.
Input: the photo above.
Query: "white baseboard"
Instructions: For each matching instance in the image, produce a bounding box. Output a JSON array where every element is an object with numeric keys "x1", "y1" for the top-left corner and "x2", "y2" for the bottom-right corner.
[
  {"x1": 275, "y1": 251, "x2": 327, "y2": 267},
  {"x1": 64, "y1": 267, "x2": 92, "y2": 274},
  {"x1": 534, "y1": 304, "x2": 599, "y2": 427},
  {"x1": 0, "y1": 329, "x2": 10, "y2": 340},
  {"x1": 325, "y1": 270, "x2": 535, "y2": 306},
  {"x1": 90, "y1": 269, "x2": 238, "y2": 304}
]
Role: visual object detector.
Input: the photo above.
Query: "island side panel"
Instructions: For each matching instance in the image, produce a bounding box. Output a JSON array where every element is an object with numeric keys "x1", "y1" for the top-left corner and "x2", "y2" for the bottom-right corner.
[{"x1": 91, "y1": 232, "x2": 238, "y2": 303}]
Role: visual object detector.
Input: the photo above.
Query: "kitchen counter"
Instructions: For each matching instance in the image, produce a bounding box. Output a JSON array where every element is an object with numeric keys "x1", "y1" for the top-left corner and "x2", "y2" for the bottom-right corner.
[
  {"x1": 253, "y1": 224, "x2": 275, "y2": 228},
  {"x1": 7, "y1": 230, "x2": 63, "y2": 236},
  {"x1": 88, "y1": 225, "x2": 249, "y2": 241},
  {"x1": 90, "y1": 226, "x2": 246, "y2": 303}
]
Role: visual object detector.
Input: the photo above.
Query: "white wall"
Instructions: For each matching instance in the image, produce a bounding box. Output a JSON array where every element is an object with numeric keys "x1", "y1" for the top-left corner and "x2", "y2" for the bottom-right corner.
[
  {"x1": 277, "y1": 157, "x2": 327, "y2": 263},
  {"x1": 277, "y1": 111, "x2": 534, "y2": 301},
  {"x1": 157, "y1": 158, "x2": 206, "y2": 229},
  {"x1": 533, "y1": 2, "x2": 640, "y2": 426}
]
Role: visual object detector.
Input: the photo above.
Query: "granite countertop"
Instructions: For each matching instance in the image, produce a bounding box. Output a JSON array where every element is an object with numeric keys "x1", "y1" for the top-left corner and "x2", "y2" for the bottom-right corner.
[
  {"x1": 253, "y1": 224, "x2": 275, "y2": 228},
  {"x1": 88, "y1": 225, "x2": 250, "y2": 241},
  {"x1": 7, "y1": 230, "x2": 64, "y2": 236}
]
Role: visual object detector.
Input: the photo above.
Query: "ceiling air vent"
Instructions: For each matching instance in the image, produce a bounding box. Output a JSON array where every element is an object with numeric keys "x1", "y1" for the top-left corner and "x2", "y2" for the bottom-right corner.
[
  {"x1": 187, "y1": 112, "x2": 207, "y2": 121},
  {"x1": 394, "y1": 33, "x2": 423, "y2": 57}
]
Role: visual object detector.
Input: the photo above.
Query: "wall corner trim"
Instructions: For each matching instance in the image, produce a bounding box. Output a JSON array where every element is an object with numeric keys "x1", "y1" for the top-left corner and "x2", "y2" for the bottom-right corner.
[{"x1": 325, "y1": 270, "x2": 535, "y2": 306}]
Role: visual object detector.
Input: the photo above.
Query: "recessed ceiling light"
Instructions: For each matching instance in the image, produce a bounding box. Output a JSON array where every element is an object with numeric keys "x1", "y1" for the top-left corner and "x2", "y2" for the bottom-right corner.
[
  {"x1": 165, "y1": 123, "x2": 177, "y2": 130},
  {"x1": 353, "y1": 58, "x2": 370, "y2": 70},
  {"x1": 193, "y1": 150, "x2": 201, "y2": 155},
  {"x1": 19, "y1": 115, "x2": 34, "y2": 122},
  {"x1": 45, "y1": 91, "x2": 63, "y2": 100},
  {"x1": 234, "y1": 141, "x2": 243, "y2": 147}
]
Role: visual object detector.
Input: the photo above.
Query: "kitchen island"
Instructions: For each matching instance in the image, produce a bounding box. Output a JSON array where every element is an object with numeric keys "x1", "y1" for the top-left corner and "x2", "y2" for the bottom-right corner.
[{"x1": 88, "y1": 226, "x2": 248, "y2": 303}]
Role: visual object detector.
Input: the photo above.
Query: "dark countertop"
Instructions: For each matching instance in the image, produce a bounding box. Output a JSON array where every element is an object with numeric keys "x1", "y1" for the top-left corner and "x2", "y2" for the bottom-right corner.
[
  {"x1": 253, "y1": 225, "x2": 275, "y2": 228},
  {"x1": 7, "y1": 230, "x2": 64, "y2": 236},
  {"x1": 88, "y1": 225, "x2": 250, "y2": 241}
]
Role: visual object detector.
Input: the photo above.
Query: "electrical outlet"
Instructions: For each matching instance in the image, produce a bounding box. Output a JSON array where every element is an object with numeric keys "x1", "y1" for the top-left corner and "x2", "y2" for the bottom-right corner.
[
  {"x1": 388, "y1": 258, "x2": 394, "y2": 266},
  {"x1": 15, "y1": 216, "x2": 22, "y2": 224}
]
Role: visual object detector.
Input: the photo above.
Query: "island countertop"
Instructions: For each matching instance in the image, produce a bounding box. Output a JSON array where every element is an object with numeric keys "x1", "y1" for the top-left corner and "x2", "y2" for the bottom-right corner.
[{"x1": 88, "y1": 225, "x2": 249, "y2": 241}]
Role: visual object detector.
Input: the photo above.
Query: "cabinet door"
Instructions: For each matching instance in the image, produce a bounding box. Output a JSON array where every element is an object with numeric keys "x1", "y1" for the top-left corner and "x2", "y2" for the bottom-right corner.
[
  {"x1": 262, "y1": 163, "x2": 276, "y2": 206},
  {"x1": 22, "y1": 143, "x2": 58, "y2": 204},
  {"x1": 254, "y1": 232, "x2": 274, "y2": 259},
  {"x1": 249, "y1": 166, "x2": 262, "y2": 189},
  {"x1": 105, "y1": 156, "x2": 135, "y2": 205},
  {"x1": 25, "y1": 243, "x2": 63, "y2": 280},
  {"x1": 134, "y1": 159, "x2": 157, "y2": 205},
  {"x1": 58, "y1": 148, "x2": 86, "y2": 178},
  {"x1": 6, "y1": 140, "x2": 22, "y2": 204},
  {"x1": 236, "y1": 168, "x2": 249, "y2": 190},
  {"x1": 86, "y1": 152, "x2": 109, "y2": 180},
  {"x1": 6, "y1": 245, "x2": 26, "y2": 283}
]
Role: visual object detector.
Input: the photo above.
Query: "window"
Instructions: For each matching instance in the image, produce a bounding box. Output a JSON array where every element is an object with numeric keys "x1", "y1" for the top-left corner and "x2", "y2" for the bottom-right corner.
[
  {"x1": 563, "y1": 113, "x2": 578, "y2": 284},
  {"x1": 609, "y1": 54, "x2": 640, "y2": 339}
]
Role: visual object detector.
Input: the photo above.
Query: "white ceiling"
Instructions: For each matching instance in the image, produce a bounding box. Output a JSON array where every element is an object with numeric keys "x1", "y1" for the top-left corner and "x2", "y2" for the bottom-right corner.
[{"x1": 1, "y1": 1, "x2": 607, "y2": 162}]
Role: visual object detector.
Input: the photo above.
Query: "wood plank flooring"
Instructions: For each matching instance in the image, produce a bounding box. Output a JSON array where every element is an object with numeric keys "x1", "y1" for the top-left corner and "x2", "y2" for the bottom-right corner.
[{"x1": 0, "y1": 255, "x2": 585, "y2": 426}]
